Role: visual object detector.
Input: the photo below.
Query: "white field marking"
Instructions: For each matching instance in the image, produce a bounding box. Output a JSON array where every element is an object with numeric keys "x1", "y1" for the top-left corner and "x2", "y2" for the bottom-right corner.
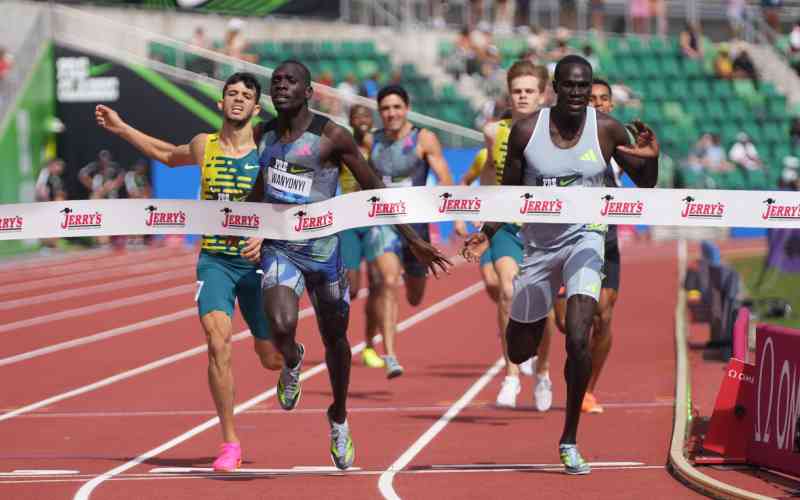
[
  {"x1": 0, "y1": 245, "x2": 182, "y2": 273},
  {"x1": 0, "y1": 470, "x2": 80, "y2": 476},
  {"x1": 73, "y1": 281, "x2": 484, "y2": 500},
  {"x1": 0, "y1": 284, "x2": 194, "y2": 334},
  {"x1": 0, "y1": 268, "x2": 194, "y2": 310},
  {"x1": 0, "y1": 254, "x2": 194, "y2": 296},
  {"x1": 0, "y1": 308, "x2": 196, "y2": 367},
  {"x1": 0, "y1": 463, "x2": 665, "y2": 485},
  {"x1": 427, "y1": 462, "x2": 645, "y2": 469},
  {"x1": 378, "y1": 356, "x2": 505, "y2": 500}
]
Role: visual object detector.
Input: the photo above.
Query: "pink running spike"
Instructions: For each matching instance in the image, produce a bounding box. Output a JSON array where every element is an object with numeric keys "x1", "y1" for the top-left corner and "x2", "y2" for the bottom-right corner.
[{"x1": 212, "y1": 442, "x2": 242, "y2": 472}]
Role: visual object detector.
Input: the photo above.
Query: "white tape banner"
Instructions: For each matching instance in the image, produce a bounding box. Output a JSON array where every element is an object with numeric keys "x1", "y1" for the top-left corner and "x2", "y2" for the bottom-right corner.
[{"x1": 1, "y1": 186, "x2": 799, "y2": 241}]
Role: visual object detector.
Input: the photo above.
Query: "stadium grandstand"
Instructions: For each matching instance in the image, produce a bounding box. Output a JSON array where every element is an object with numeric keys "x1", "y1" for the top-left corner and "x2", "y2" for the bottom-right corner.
[{"x1": 0, "y1": 1, "x2": 799, "y2": 499}]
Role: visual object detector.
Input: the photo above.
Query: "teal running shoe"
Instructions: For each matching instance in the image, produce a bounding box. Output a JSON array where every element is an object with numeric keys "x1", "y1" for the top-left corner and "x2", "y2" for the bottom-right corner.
[
  {"x1": 327, "y1": 408, "x2": 355, "y2": 470},
  {"x1": 559, "y1": 444, "x2": 591, "y2": 475}
]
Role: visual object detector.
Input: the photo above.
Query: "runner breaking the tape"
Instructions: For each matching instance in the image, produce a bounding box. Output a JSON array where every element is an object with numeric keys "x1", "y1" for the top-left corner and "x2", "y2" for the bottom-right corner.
[
  {"x1": 242, "y1": 61, "x2": 452, "y2": 470},
  {"x1": 95, "y1": 73, "x2": 283, "y2": 473},
  {"x1": 461, "y1": 55, "x2": 659, "y2": 475}
]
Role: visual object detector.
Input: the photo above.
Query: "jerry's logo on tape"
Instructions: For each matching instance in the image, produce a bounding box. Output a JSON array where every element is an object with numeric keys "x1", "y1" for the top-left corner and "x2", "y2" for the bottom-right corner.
[
  {"x1": 145, "y1": 205, "x2": 187, "y2": 227},
  {"x1": 761, "y1": 198, "x2": 800, "y2": 221},
  {"x1": 599, "y1": 194, "x2": 644, "y2": 218},
  {"x1": 60, "y1": 207, "x2": 102, "y2": 230},
  {"x1": 680, "y1": 196, "x2": 725, "y2": 219},
  {"x1": 0, "y1": 215, "x2": 23, "y2": 232},
  {"x1": 293, "y1": 209, "x2": 334, "y2": 232},
  {"x1": 367, "y1": 196, "x2": 407, "y2": 218},
  {"x1": 519, "y1": 193, "x2": 563, "y2": 216},
  {"x1": 220, "y1": 207, "x2": 260, "y2": 230},
  {"x1": 438, "y1": 192, "x2": 482, "y2": 214}
]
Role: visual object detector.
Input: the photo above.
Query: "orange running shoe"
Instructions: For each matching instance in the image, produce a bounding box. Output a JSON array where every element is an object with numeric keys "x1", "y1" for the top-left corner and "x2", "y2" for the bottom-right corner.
[{"x1": 581, "y1": 392, "x2": 604, "y2": 414}]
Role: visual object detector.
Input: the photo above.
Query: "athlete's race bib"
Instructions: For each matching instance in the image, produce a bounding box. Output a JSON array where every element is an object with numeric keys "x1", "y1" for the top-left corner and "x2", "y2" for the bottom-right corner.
[
  {"x1": 536, "y1": 174, "x2": 583, "y2": 188},
  {"x1": 382, "y1": 175, "x2": 413, "y2": 188},
  {"x1": 267, "y1": 157, "x2": 313, "y2": 201}
]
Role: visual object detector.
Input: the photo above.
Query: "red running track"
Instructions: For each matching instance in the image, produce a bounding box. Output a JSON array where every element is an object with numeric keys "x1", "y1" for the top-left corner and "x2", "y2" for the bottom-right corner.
[{"x1": 0, "y1": 242, "x2": 702, "y2": 499}]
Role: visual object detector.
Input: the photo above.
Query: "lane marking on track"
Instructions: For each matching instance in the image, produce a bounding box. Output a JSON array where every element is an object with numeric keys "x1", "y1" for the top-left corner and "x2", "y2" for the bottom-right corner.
[
  {"x1": 0, "y1": 284, "x2": 194, "y2": 334},
  {"x1": 72, "y1": 281, "x2": 484, "y2": 500},
  {"x1": 0, "y1": 470, "x2": 80, "y2": 476},
  {"x1": 3, "y1": 400, "x2": 675, "y2": 418},
  {"x1": 0, "y1": 309, "x2": 196, "y2": 367},
  {"x1": 0, "y1": 254, "x2": 194, "y2": 296},
  {"x1": 0, "y1": 268, "x2": 194, "y2": 310},
  {"x1": 378, "y1": 356, "x2": 505, "y2": 500},
  {"x1": 0, "y1": 463, "x2": 666, "y2": 484}
]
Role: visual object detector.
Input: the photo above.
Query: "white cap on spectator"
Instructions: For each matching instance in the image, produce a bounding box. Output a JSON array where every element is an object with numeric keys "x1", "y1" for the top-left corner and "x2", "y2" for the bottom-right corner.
[
  {"x1": 736, "y1": 132, "x2": 749, "y2": 142},
  {"x1": 228, "y1": 18, "x2": 245, "y2": 31},
  {"x1": 784, "y1": 155, "x2": 800, "y2": 169},
  {"x1": 782, "y1": 167, "x2": 799, "y2": 183}
]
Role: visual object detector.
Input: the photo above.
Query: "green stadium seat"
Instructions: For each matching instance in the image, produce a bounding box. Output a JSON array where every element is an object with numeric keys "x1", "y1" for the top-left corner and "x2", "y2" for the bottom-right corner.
[
  {"x1": 689, "y1": 80, "x2": 711, "y2": 100},
  {"x1": 682, "y1": 59, "x2": 704, "y2": 78},
  {"x1": 660, "y1": 57, "x2": 681, "y2": 78}
]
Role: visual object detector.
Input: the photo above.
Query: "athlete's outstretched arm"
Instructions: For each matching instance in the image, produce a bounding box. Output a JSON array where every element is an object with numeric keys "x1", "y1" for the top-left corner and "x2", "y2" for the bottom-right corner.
[
  {"x1": 328, "y1": 122, "x2": 452, "y2": 276},
  {"x1": 606, "y1": 117, "x2": 659, "y2": 188},
  {"x1": 95, "y1": 105, "x2": 201, "y2": 167}
]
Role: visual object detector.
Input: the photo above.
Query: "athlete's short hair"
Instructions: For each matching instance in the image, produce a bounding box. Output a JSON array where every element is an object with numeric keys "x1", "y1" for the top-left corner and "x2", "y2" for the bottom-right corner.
[
  {"x1": 377, "y1": 85, "x2": 410, "y2": 107},
  {"x1": 223, "y1": 72, "x2": 262, "y2": 101},
  {"x1": 592, "y1": 78, "x2": 612, "y2": 97},
  {"x1": 506, "y1": 61, "x2": 549, "y2": 92},
  {"x1": 276, "y1": 60, "x2": 312, "y2": 87},
  {"x1": 553, "y1": 55, "x2": 593, "y2": 83},
  {"x1": 349, "y1": 104, "x2": 372, "y2": 119}
]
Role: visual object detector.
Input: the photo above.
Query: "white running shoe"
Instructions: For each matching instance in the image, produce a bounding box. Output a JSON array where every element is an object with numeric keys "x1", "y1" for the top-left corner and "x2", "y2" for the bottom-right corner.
[
  {"x1": 496, "y1": 376, "x2": 521, "y2": 407},
  {"x1": 534, "y1": 373, "x2": 553, "y2": 412},
  {"x1": 519, "y1": 356, "x2": 535, "y2": 377}
]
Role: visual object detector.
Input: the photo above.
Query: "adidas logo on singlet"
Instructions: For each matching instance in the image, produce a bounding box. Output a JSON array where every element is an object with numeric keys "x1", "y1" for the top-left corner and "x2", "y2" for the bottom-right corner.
[{"x1": 579, "y1": 149, "x2": 598, "y2": 162}]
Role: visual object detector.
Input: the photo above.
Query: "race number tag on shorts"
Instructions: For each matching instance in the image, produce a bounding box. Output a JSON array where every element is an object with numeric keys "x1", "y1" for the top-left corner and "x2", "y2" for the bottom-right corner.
[
  {"x1": 267, "y1": 158, "x2": 313, "y2": 198},
  {"x1": 382, "y1": 175, "x2": 413, "y2": 188}
]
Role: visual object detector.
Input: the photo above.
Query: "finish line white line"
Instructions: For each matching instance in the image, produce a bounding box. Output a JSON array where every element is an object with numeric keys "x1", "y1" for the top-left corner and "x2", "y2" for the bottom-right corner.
[
  {"x1": 378, "y1": 356, "x2": 505, "y2": 500},
  {"x1": 72, "y1": 281, "x2": 484, "y2": 500},
  {"x1": 0, "y1": 463, "x2": 663, "y2": 484}
]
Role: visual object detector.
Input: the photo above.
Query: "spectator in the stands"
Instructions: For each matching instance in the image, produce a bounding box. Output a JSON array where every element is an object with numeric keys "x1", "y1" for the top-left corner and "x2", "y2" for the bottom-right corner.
[
  {"x1": 651, "y1": 0, "x2": 667, "y2": 37},
  {"x1": 714, "y1": 44, "x2": 734, "y2": 79},
  {"x1": 727, "y1": 0, "x2": 747, "y2": 38},
  {"x1": 780, "y1": 156, "x2": 800, "y2": 190},
  {"x1": 35, "y1": 158, "x2": 66, "y2": 202},
  {"x1": 705, "y1": 134, "x2": 735, "y2": 173},
  {"x1": 582, "y1": 45, "x2": 599, "y2": 72},
  {"x1": 680, "y1": 21, "x2": 704, "y2": 60},
  {"x1": 732, "y1": 46, "x2": 759, "y2": 85},
  {"x1": 79, "y1": 149, "x2": 124, "y2": 200},
  {"x1": 790, "y1": 116, "x2": 800, "y2": 146},
  {"x1": 187, "y1": 26, "x2": 215, "y2": 75},
  {"x1": 761, "y1": 0, "x2": 783, "y2": 34},
  {"x1": 729, "y1": 132, "x2": 764, "y2": 173},
  {"x1": 687, "y1": 133, "x2": 712, "y2": 174},
  {"x1": 788, "y1": 21, "x2": 800, "y2": 74},
  {"x1": 629, "y1": 0, "x2": 651, "y2": 35},
  {"x1": 223, "y1": 18, "x2": 257, "y2": 63},
  {"x1": 0, "y1": 47, "x2": 12, "y2": 81},
  {"x1": 359, "y1": 72, "x2": 380, "y2": 98},
  {"x1": 125, "y1": 159, "x2": 151, "y2": 199},
  {"x1": 591, "y1": 0, "x2": 605, "y2": 32},
  {"x1": 190, "y1": 26, "x2": 211, "y2": 50}
]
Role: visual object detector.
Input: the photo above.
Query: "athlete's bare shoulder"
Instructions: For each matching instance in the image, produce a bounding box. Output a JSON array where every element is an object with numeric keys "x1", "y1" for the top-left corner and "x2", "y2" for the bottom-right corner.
[
  {"x1": 483, "y1": 120, "x2": 499, "y2": 140},
  {"x1": 189, "y1": 133, "x2": 208, "y2": 163},
  {"x1": 321, "y1": 118, "x2": 353, "y2": 147},
  {"x1": 513, "y1": 110, "x2": 541, "y2": 138}
]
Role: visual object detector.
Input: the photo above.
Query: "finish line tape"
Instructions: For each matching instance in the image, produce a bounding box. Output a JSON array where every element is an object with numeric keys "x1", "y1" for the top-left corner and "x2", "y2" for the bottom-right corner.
[{"x1": 0, "y1": 186, "x2": 798, "y2": 241}]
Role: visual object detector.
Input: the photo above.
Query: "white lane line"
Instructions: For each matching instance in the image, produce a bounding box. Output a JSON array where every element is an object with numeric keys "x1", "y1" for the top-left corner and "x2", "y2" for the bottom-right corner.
[
  {"x1": 150, "y1": 466, "x2": 362, "y2": 474},
  {"x1": 0, "y1": 463, "x2": 666, "y2": 483},
  {"x1": 0, "y1": 308, "x2": 196, "y2": 367},
  {"x1": 73, "y1": 281, "x2": 484, "y2": 500},
  {"x1": 0, "y1": 284, "x2": 194, "y2": 334},
  {"x1": 0, "y1": 246, "x2": 182, "y2": 276},
  {"x1": 378, "y1": 356, "x2": 505, "y2": 500},
  {"x1": 0, "y1": 254, "x2": 193, "y2": 296},
  {"x1": 0, "y1": 268, "x2": 194, "y2": 310},
  {"x1": 0, "y1": 469, "x2": 80, "y2": 476}
]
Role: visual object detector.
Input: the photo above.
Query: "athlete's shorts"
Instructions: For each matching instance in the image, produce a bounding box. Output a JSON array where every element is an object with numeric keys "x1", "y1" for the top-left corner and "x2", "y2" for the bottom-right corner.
[
  {"x1": 365, "y1": 223, "x2": 430, "y2": 278},
  {"x1": 602, "y1": 238, "x2": 621, "y2": 291},
  {"x1": 479, "y1": 223, "x2": 524, "y2": 267},
  {"x1": 339, "y1": 227, "x2": 371, "y2": 271},
  {"x1": 196, "y1": 251, "x2": 271, "y2": 340},
  {"x1": 510, "y1": 231, "x2": 605, "y2": 323},
  {"x1": 260, "y1": 236, "x2": 350, "y2": 310}
]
